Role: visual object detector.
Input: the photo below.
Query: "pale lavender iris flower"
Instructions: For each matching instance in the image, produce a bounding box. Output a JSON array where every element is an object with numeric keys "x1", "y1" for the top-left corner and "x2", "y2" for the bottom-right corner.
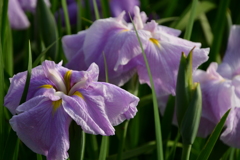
[
  {"x1": 4, "y1": 60, "x2": 139, "y2": 159},
  {"x1": 8, "y1": 0, "x2": 50, "y2": 29},
  {"x1": 62, "y1": 6, "x2": 209, "y2": 94},
  {"x1": 194, "y1": 25, "x2": 240, "y2": 148}
]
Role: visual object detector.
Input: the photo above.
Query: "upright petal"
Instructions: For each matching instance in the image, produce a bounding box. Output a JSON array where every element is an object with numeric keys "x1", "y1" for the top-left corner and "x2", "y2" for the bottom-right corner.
[
  {"x1": 10, "y1": 98, "x2": 71, "y2": 160},
  {"x1": 219, "y1": 25, "x2": 240, "y2": 78}
]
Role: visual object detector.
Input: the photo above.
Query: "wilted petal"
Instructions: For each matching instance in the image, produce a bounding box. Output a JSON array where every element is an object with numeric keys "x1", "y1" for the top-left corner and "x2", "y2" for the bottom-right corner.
[
  {"x1": 10, "y1": 99, "x2": 71, "y2": 160},
  {"x1": 221, "y1": 107, "x2": 240, "y2": 148}
]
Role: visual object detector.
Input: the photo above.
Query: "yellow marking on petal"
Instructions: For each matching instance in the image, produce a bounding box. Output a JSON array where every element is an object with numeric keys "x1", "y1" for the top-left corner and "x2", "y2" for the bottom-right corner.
[
  {"x1": 40, "y1": 84, "x2": 53, "y2": 89},
  {"x1": 52, "y1": 99, "x2": 62, "y2": 113},
  {"x1": 120, "y1": 29, "x2": 129, "y2": 32},
  {"x1": 64, "y1": 70, "x2": 72, "y2": 93},
  {"x1": 149, "y1": 38, "x2": 160, "y2": 48},
  {"x1": 73, "y1": 91, "x2": 84, "y2": 99}
]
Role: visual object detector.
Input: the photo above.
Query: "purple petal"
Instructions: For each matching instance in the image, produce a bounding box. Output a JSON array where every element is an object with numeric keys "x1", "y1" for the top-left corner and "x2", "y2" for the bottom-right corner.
[
  {"x1": 110, "y1": 0, "x2": 140, "y2": 20},
  {"x1": 219, "y1": 25, "x2": 240, "y2": 78},
  {"x1": 62, "y1": 31, "x2": 87, "y2": 61},
  {"x1": 197, "y1": 117, "x2": 216, "y2": 138},
  {"x1": 65, "y1": 82, "x2": 139, "y2": 135},
  {"x1": 137, "y1": 40, "x2": 209, "y2": 95},
  {"x1": 8, "y1": 0, "x2": 30, "y2": 29},
  {"x1": 221, "y1": 107, "x2": 240, "y2": 148},
  {"x1": 4, "y1": 65, "x2": 46, "y2": 114},
  {"x1": 10, "y1": 98, "x2": 71, "y2": 160}
]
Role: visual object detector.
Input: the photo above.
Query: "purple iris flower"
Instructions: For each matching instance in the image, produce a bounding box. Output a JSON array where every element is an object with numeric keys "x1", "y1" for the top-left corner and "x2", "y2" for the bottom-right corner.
[
  {"x1": 62, "y1": 6, "x2": 209, "y2": 94},
  {"x1": 8, "y1": 0, "x2": 50, "y2": 29},
  {"x1": 4, "y1": 60, "x2": 139, "y2": 159},
  {"x1": 194, "y1": 25, "x2": 240, "y2": 148}
]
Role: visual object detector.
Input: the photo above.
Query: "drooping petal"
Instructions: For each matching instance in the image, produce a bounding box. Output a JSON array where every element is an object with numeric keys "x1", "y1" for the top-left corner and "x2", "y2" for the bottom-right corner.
[
  {"x1": 4, "y1": 65, "x2": 46, "y2": 114},
  {"x1": 8, "y1": 0, "x2": 30, "y2": 29},
  {"x1": 221, "y1": 107, "x2": 240, "y2": 148},
  {"x1": 10, "y1": 98, "x2": 71, "y2": 160},
  {"x1": 65, "y1": 82, "x2": 139, "y2": 135}
]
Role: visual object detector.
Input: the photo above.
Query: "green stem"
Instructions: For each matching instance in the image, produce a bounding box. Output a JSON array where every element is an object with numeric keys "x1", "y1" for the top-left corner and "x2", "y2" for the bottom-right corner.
[
  {"x1": 61, "y1": 0, "x2": 71, "y2": 34},
  {"x1": 99, "y1": 136, "x2": 109, "y2": 160},
  {"x1": 76, "y1": 0, "x2": 82, "y2": 31},
  {"x1": 130, "y1": 15, "x2": 164, "y2": 160},
  {"x1": 93, "y1": 0, "x2": 100, "y2": 20},
  {"x1": 80, "y1": 131, "x2": 86, "y2": 160},
  {"x1": 184, "y1": 0, "x2": 198, "y2": 40},
  {"x1": 117, "y1": 120, "x2": 129, "y2": 160},
  {"x1": 181, "y1": 144, "x2": 192, "y2": 160}
]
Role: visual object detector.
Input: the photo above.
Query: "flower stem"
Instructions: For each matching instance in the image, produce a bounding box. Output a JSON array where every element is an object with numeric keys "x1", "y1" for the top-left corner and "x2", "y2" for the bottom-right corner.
[
  {"x1": 80, "y1": 131, "x2": 86, "y2": 160},
  {"x1": 181, "y1": 144, "x2": 192, "y2": 160},
  {"x1": 117, "y1": 120, "x2": 129, "y2": 160},
  {"x1": 61, "y1": 0, "x2": 71, "y2": 35},
  {"x1": 99, "y1": 136, "x2": 109, "y2": 160}
]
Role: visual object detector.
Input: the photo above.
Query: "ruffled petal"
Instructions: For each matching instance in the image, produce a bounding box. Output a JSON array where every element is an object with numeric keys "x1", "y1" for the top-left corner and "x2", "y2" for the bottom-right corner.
[
  {"x1": 65, "y1": 82, "x2": 139, "y2": 135},
  {"x1": 221, "y1": 107, "x2": 240, "y2": 148},
  {"x1": 10, "y1": 98, "x2": 71, "y2": 160},
  {"x1": 86, "y1": 82, "x2": 139, "y2": 125},
  {"x1": 137, "y1": 40, "x2": 209, "y2": 95}
]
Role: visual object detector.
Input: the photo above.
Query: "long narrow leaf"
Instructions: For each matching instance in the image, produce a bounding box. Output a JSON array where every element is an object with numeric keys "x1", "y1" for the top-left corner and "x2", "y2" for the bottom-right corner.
[
  {"x1": 61, "y1": 0, "x2": 71, "y2": 34},
  {"x1": 197, "y1": 109, "x2": 231, "y2": 160},
  {"x1": 130, "y1": 14, "x2": 164, "y2": 160},
  {"x1": 20, "y1": 41, "x2": 32, "y2": 104}
]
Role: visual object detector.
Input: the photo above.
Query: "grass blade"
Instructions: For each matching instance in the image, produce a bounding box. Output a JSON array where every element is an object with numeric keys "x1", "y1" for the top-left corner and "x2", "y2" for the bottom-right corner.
[
  {"x1": 130, "y1": 14, "x2": 164, "y2": 160},
  {"x1": 20, "y1": 41, "x2": 32, "y2": 104},
  {"x1": 184, "y1": 0, "x2": 198, "y2": 40},
  {"x1": 93, "y1": 0, "x2": 100, "y2": 20},
  {"x1": 61, "y1": 0, "x2": 71, "y2": 34},
  {"x1": 197, "y1": 109, "x2": 231, "y2": 160}
]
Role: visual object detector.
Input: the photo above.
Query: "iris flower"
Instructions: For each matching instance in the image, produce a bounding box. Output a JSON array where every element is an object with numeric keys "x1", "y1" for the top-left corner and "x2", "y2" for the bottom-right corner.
[
  {"x1": 8, "y1": 0, "x2": 50, "y2": 29},
  {"x1": 62, "y1": 6, "x2": 209, "y2": 95},
  {"x1": 4, "y1": 60, "x2": 139, "y2": 159},
  {"x1": 194, "y1": 25, "x2": 240, "y2": 148}
]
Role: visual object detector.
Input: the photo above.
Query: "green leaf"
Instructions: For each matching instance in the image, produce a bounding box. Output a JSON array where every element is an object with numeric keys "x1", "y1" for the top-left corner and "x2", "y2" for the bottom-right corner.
[
  {"x1": 162, "y1": 95, "x2": 175, "y2": 141},
  {"x1": 93, "y1": 0, "x2": 100, "y2": 20},
  {"x1": 107, "y1": 141, "x2": 156, "y2": 160},
  {"x1": 207, "y1": 0, "x2": 230, "y2": 64},
  {"x1": 199, "y1": 13, "x2": 213, "y2": 46},
  {"x1": 20, "y1": 41, "x2": 32, "y2": 104},
  {"x1": 197, "y1": 109, "x2": 231, "y2": 160},
  {"x1": 130, "y1": 13, "x2": 164, "y2": 160},
  {"x1": 61, "y1": 0, "x2": 71, "y2": 35},
  {"x1": 32, "y1": 38, "x2": 60, "y2": 67},
  {"x1": 170, "y1": 1, "x2": 216, "y2": 31},
  {"x1": 0, "y1": 18, "x2": 5, "y2": 160},
  {"x1": 180, "y1": 84, "x2": 202, "y2": 145},
  {"x1": 36, "y1": 0, "x2": 59, "y2": 61}
]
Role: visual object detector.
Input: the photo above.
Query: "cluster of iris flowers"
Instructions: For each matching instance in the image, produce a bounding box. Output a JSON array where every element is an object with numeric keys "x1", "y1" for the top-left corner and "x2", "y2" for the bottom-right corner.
[{"x1": 2, "y1": 0, "x2": 240, "y2": 160}]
